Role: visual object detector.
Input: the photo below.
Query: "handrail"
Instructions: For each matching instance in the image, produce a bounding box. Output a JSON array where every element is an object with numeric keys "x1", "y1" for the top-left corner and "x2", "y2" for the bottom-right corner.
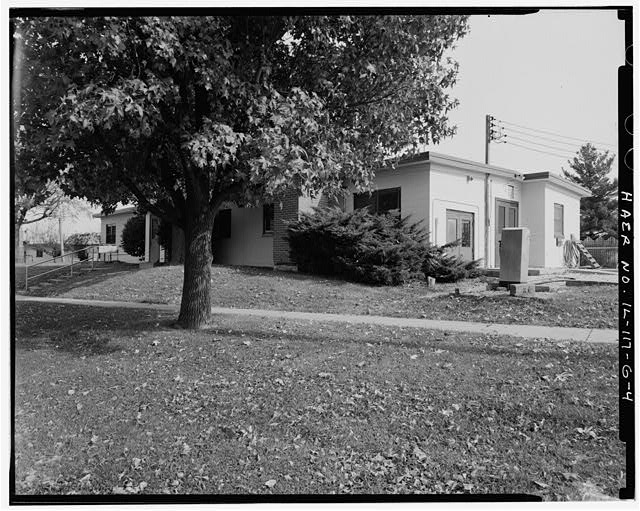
[
  {"x1": 24, "y1": 246, "x2": 99, "y2": 291},
  {"x1": 25, "y1": 245, "x2": 99, "y2": 269}
]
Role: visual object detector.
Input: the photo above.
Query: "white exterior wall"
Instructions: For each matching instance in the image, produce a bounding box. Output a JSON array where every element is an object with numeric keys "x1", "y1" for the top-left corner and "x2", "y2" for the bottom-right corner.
[
  {"x1": 214, "y1": 206, "x2": 274, "y2": 267},
  {"x1": 100, "y1": 212, "x2": 142, "y2": 264},
  {"x1": 429, "y1": 162, "x2": 522, "y2": 267},
  {"x1": 544, "y1": 184, "x2": 581, "y2": 267},
  {"x1": 429, "y1": 163, "x2": 484, "y2": 260},
  {"x1": 520, "y1": 181, "x2": 547, "y2": 267},
  {"x1": 299, "y1": 194, "x2": 322, "y2": 215},
  {"x1": 344, "y1": 162, "x2": 430, "y2": 230}
]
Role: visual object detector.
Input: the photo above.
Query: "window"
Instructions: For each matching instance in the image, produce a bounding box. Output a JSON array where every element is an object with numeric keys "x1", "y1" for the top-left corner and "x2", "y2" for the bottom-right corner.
[
  {"x1": 554, "y1": 203, "x2": 564, "y2": 237},
  {"x1": 353, "y1": 187, "x2": 401, "y2": 214},
  {"x1": 461, "y1": 219, "x2": 472, "y2": 247},
  {"x1": 263, "y1": 204, "x2": 274, "y2": 234},
  {"x1": 213, "y1": 209, "x2": 231, "y2": 239},
  {"x1": 106, "y1": 224, "x2": 116, "y2": 244},
  {"x1": 36, "y1": 249, "x2": 43, "y2": 258}
]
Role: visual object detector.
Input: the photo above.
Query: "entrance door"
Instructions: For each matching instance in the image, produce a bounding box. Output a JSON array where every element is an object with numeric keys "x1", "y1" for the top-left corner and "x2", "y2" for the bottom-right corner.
[
  {"x1": 495, "y1": 199, "x2": 519, "y2": 267},
  {"x1": 445, "y1": 210, "x2": 474, "y2": 260}
]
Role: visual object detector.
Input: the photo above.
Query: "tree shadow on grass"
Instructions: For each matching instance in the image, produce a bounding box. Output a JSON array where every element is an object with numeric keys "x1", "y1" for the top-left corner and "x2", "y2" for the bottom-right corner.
[
  {"x1": 203, "y1": 322, "x2": 612, "y2": 363},
  {"x1": 219, "y1": 264, "x2": 382, "y2": 288},
  {"x1": 14, "y1": 302, "x2": 177, "y2": 357},
  {"x1": 19, "y1": 330, "x2": 124, "y2": 356}
]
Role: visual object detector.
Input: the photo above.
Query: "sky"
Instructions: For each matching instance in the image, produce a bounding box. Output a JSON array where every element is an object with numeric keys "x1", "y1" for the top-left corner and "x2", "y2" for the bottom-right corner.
[{"x1": 427, "y1": 9, "x2": 625, "y2": 176}]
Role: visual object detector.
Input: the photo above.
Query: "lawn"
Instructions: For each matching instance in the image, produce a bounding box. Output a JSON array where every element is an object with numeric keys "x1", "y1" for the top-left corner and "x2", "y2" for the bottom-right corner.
[
  {"x1": 14, "y1": 302, "x2": 623, "y2": 499},
  {"x1": 43, "y1": 265, "x2": 618, "y2": 329}
]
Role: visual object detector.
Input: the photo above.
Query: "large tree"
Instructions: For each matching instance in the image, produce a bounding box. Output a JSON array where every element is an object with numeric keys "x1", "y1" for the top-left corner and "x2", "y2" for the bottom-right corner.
[
  {"x1": 12, "y1": 19, "x2": 88, "y2": 259},
  {"x1": 562, "y1": 143, "x2": 617, "y2": 237},
  {"x1": 13, "y1": 15, "x2": 468, "y2": 328}
]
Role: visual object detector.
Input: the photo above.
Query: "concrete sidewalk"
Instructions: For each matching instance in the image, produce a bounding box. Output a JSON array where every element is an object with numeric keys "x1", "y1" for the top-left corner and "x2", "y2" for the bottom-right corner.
[{"x1": 15, "y1": 295, "x2": 618, "y2": 344}]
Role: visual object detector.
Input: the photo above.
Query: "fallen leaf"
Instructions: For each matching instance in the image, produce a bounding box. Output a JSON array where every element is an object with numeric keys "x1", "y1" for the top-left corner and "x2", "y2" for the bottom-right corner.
[
  {"x1": 264, "y1": 479, "x2": 276, "y2": 488},
  {"x1": 413, "y1": 445, "x2": 427, "y2": 461}
]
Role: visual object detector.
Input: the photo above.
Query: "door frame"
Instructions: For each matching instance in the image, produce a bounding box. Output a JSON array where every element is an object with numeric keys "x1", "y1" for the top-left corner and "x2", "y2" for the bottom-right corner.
[
  {"x1": 495, "y1": 199, "x2": 519, "y2": 266},
  {"x1": 445, "y1": 209, "x2": 475, "y2": 260}
]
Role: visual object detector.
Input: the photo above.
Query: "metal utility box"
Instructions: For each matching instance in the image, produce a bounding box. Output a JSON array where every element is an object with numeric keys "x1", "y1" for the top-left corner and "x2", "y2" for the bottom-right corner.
[{"x1": 499, "y1": 227, "x2": 530, "y2": 284}]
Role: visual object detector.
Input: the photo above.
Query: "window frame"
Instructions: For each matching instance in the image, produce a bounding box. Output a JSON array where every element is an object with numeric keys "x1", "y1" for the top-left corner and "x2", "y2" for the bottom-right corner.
[
  {"x1": 35, "y1": 249, "x2": 43, "y2": 258},
  {"x1": 263, "y1": 203, "x2": 275, "y2": 235},
  {"x1": 553, "y1": 203, "x2": 564, "y2": 238},
  {"x1": 106, "y1": 224, "x2": 117, "y2": 245},
  {"x1": 353, "y1": 187, "x2": 401, "y2": 215}
]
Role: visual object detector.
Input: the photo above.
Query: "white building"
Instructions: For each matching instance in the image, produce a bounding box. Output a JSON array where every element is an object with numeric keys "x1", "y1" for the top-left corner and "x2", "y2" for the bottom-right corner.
[{"x1": 97, "y1": 152, "x2": 590, "y2": 270}]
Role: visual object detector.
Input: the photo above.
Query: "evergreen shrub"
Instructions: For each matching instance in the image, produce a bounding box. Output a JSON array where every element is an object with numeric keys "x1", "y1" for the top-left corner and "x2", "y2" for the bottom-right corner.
[
  {"x1": 287, "y1": 207, "x2": 430, "y2": 285},
  {"x1": 422, "y1": 241, "x2": 482, "y2": 283},
  {"x1": 121, "y1": 213, "x2": 146, "y2": 259}
]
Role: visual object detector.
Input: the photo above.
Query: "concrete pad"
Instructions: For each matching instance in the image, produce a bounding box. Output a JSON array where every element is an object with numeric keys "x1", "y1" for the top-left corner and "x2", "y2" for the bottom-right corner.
[
  {"x1": 566, "y1": 280, "x2": 616, "y2": 287},
  {"x1": 510, "y1": 283, "x2": 537, "y2": 296}
]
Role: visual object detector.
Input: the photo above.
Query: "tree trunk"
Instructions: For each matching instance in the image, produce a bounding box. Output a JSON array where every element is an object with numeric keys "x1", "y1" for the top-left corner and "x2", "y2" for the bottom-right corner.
[{"x1": 178, "y1": 213, "x2": 215, "y2": 329}]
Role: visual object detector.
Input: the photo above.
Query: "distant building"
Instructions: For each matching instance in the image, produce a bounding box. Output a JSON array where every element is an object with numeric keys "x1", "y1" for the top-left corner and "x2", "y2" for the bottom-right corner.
[{"x1": 93, "y1": 207, "x2": 162, "y2": 265}]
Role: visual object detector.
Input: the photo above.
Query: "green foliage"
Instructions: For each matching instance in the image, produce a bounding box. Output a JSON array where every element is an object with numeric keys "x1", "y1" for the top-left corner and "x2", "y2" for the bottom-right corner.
[
  {"x1": 121, "y1": 214, "x2": 146, "y2": 258},
  {"x1": 65, "y1": 232, "x2": 100, "y2": 247},
  {"x1": 422, "y1": 243, "x2": 482, "y2": 283},
  {"x1": 562, "y1": 144, "x2": 617, "y2": 237},
  {"x1": 65, "y1": 232, "x2": 100, "y2": 260},
  {"x1": 287, "y1": 207, "x2": 430, "y2": 285},
  {"x1": 15, "y1": 16, "x2": 468, "y2": 210}
]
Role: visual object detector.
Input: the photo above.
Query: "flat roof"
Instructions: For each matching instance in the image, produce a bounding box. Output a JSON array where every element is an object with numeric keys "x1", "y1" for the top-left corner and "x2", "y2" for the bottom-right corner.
[
  {"x1": 394, "y1": 151, "x2": 525, "y2": 180},
  {"x1": 523, "y1": 171, "x2": 591, "y2": 197},
  {"x1": 92, "y1": 205, "x2": 138, "y2": 218}
]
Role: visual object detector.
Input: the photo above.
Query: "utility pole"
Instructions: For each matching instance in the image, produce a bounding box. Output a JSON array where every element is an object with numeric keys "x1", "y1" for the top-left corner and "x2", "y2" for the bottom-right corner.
[
  {"x1": 59, "y1": 216, "x2": 65, "y2": 262},
  {"x1": 485, "y1": 114, "x2": 492, "y2": 164},
  {"x1": 484, "y1": 114, "x2": 492, "y2": 268}
]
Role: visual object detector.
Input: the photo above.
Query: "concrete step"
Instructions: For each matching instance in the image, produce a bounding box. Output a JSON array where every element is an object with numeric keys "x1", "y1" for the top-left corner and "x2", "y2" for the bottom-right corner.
[{"x1": 481, "y1": 268, "x2": 549, "y2": 278}]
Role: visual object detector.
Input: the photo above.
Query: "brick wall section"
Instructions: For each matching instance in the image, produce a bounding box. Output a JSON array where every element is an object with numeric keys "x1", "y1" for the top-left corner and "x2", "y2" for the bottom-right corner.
[{"x1": 273, "y1": 189, "x2": 299, "y2": 266}]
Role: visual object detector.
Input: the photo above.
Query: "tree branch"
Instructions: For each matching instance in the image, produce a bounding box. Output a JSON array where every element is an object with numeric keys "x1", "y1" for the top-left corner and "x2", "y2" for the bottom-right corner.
[{"x1": 118, "y1": 171, "x2": 182, "y2": 226}]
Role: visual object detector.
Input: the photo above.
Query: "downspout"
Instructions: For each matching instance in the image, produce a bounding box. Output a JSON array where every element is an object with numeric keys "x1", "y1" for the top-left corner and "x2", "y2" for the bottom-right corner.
[{"x1": 484, "y1": 173, "x2": 490, "y2": 268}]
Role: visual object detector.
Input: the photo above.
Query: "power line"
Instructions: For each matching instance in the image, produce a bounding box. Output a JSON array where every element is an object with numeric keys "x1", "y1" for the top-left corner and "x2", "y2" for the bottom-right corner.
[
  {"x1": 501, "y1": 140, "x2": 576, "y2": 160},
  {"x1": 502, "y1": 134, "x2": 579, "y2": 155},
  {"x1": 495, "y1": 118, "x2": 617, "y2": 148},
  {"x1": 499, "y1": 126, "x2": 586, "y2": 148}
]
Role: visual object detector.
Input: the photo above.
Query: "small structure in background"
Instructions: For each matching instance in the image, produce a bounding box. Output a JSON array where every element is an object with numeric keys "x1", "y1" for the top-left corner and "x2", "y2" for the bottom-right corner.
[{"x1": 21, "y1": 242, "x2": 60, "y2": 265}]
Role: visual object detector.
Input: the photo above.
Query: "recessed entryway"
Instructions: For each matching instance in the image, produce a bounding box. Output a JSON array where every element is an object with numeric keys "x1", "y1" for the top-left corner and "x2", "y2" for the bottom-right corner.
[
  {"x1": 445, "y1": 209, "x2": 474, "y2": 260},
  {"x1": 495, "y1": 199, "x2": 519, "y2": 267}
]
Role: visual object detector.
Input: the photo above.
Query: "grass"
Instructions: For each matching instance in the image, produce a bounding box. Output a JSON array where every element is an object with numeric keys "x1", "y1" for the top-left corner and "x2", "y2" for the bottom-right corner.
[
  {"x1": 14, "y1": 302, "x2": 623, "y2": 498},
  {"x1": 40, "y1": 265, "x2": 619, "y2": 329}
]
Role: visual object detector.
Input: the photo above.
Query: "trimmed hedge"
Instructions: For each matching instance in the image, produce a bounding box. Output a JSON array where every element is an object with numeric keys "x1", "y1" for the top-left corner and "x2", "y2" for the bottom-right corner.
[
  {"x1": 287, "y1": 207, "x2": 430, "y2": 285},
  {"x1": 288, "y1": 206, "x2": 482, "y2": 285}
]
